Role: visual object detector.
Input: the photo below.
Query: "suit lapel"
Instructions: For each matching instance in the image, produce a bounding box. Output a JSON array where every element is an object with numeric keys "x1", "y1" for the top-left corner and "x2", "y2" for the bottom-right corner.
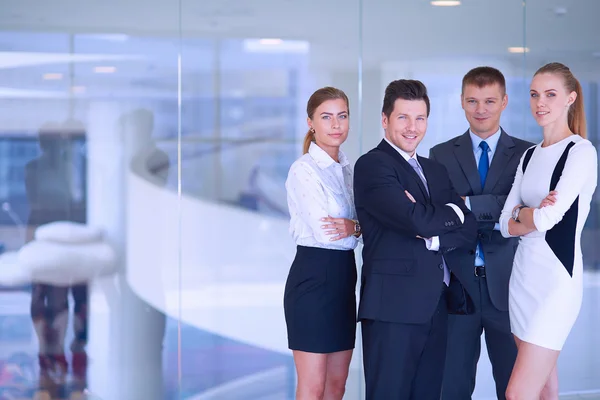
[
  {"x1": 377, "y1": 140, "x2": 430, "y2": 200},
  {"x1": 483, "y1": 129, "x2": 515, "y2": 192},
  {"x1": 453, "y1": 131, "x2": 482, "y2": 194}
]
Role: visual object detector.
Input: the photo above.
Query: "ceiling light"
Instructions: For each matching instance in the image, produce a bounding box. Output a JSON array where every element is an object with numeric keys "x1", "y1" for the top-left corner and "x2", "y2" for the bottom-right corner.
[
  {"x1": 431, "y1": 1, "x2": 461, "y2": 6},
  {"x1": 43, "y1": 73, "x2": 63, "y2": 80},
  {"x1": 94, "y1": 66, "x2": 116, "y2": 73},
  {"x1": 508, "y1": 47, "x2": 530, "y2": 53},
  {"x1": 244, "y1": 39, "x2": 309, "y2": 54},
  {"x1": 258, "y1": 38, "x2": 283, "y2": 45}
]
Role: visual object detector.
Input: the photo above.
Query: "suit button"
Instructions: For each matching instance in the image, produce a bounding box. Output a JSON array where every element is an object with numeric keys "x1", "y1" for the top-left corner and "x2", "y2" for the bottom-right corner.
[
  {"x1": 439, "y1": 263, "x2": 444, "y2": 270},
  {"x1": 469, "y1": 250, "x2": 475, "y2": 255}
]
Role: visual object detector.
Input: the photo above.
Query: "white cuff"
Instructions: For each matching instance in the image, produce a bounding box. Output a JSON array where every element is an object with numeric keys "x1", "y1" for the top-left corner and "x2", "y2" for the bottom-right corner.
[
  {"x1": 465, "y1": 196, "x2": 471, "y2": 210},
  {"x1": 424, "y1": 236, "x2": 440, "y2": 251},
  {"x1": 445, "y1": 203, "x2": 465, "y2": 224}
]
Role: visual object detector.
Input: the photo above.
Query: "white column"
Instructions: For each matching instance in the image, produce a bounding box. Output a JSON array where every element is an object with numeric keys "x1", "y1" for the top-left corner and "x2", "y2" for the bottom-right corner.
[{"x1": 86, "y1": 101, "x2": 166, "y2": 400}]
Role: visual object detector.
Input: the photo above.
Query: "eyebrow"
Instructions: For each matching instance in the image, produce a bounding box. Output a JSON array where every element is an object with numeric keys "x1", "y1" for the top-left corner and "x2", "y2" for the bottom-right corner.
[
  {"x1": 530, "y1": 89, "x2": 557, "y2": 92},
  {"x1": 320, "y1": 111, "x2": 348, "y2": 115}
]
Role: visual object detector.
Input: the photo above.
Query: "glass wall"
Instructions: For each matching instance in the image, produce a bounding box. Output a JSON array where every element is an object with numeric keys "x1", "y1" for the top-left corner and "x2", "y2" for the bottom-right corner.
[{"x1": 0, "y1": 0, "x2": 598, "y2": 399}]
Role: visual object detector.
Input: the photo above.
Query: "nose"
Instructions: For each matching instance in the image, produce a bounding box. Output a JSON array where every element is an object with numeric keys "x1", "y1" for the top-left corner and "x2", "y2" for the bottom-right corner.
[
  {"x1": 331, "y1": 117, "x2": 340, "y2": 128},
  {"x1": 475, "y1": 103, "x2": 485, "y2": 114}
]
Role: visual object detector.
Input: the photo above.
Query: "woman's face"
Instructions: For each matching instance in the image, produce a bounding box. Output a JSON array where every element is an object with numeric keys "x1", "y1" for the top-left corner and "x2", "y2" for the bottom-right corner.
[
  {"x1": 308, "y1": 99, "x2": 349, "y2": 152},
  {"x1": 529, "y1": 72, "x2": 576, "y2": 128}
]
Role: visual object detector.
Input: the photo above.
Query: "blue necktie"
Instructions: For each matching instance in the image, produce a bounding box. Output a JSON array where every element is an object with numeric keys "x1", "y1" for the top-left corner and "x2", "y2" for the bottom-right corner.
[
  {"x1": 476, "y1": 141, "x2": 489, "y2": 266},
  {"x1": 478, "y1": 141, "x2": 489, "y2": 189}
]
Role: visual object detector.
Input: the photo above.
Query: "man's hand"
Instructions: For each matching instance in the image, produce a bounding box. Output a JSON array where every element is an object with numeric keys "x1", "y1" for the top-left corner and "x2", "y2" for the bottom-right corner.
[
  {"x1": 539, "y1": 190, "x2": 557, "y2": 208},
  {"x1": 461, "y1": 196, "x2": 466, "y2": 202}
]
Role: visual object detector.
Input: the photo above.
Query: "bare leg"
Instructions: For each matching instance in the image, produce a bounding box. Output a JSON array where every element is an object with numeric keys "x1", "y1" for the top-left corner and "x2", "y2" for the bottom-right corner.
[
  {"x1": 505, "y1": 336, "x2": 559, "y2": 400},
  {"x1": 540, "y1": 365, "x2": 559, "y2": 400},
  {"x1": 293, "y1": 350, "x2": 327, "y2": 400},
  {"x1": 323, "y1": 350, "x2": 353, "y2": 400}
]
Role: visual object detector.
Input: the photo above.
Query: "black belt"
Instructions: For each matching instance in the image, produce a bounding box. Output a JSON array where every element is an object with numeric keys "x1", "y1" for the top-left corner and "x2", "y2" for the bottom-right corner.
[{"x1": 474, "y1": 266, "x2": 486, "y2": 277}]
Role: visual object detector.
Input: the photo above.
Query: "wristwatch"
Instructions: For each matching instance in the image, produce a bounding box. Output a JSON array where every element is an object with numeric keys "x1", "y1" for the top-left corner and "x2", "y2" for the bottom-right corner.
[
  {"x1": 352, "y1": 220, "x2": 361, "y2": 237},
  {"x1": 512, "y1": 205, "x2": 527, "y2": 222}
]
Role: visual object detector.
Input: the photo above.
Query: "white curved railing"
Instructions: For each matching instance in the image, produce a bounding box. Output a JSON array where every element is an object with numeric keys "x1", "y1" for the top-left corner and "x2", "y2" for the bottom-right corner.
[{"x1": 126, "y1": 146, "x2": 297, "y2": 355}]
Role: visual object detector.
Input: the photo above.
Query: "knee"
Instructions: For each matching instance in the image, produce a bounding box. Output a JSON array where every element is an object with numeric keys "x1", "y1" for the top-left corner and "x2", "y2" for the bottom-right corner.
[
  {"x1": 325, "y1": 375, "x2": 347, "y2": 398},
  {"x1": 297, "y1": 380, "x2": 325, "y2": 400}
]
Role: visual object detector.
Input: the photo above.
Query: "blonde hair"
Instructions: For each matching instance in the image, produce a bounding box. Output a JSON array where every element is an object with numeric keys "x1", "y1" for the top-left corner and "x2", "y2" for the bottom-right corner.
[
  {"x1": 303, "y1": 87, "x2": 350, "y2": 154},
  {"x1": 534, "y1": 62, "x2": 587, "y2": 138}
]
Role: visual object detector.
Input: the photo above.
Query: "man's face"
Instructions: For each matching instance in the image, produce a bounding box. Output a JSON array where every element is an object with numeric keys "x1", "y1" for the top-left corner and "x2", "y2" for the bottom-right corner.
[
  {"x1": 382, "y1": 98, "x2": 428, "y2": 156},
  {"x1": 461, "y1": 83, "x2": 507, "y2": 139}
]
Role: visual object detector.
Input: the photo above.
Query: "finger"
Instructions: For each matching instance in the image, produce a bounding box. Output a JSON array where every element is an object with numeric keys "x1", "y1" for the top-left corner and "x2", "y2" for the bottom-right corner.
[{"x1": 321, "y1": 224, "x2": 337, "y2": 229}]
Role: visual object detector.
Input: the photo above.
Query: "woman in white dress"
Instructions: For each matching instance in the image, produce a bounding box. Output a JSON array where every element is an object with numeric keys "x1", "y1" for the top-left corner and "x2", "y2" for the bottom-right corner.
[{"x1": 500, "y1": 62, "x2": 598, "y2": 400}]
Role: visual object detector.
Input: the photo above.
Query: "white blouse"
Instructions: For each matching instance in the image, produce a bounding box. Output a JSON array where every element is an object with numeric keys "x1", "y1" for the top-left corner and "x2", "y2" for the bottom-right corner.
[{"x1": 285, "y1": 142, "x2": 359, "y2": 251}]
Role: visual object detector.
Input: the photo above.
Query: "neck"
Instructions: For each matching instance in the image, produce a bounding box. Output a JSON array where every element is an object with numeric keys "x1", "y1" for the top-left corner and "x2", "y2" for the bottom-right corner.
[
  {"x1": 471, "y1": 125, "x2": 499, "y2": 140},
  {"x1": 542, "y1": 120, "x2": 573, "y2": 147}
]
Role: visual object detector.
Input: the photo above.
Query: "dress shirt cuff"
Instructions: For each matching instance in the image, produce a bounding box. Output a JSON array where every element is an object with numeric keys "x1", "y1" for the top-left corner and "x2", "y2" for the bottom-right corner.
[
  {"x1": 493, "y1": 222, "x2": 501, "y2": 231},
  {"x1": 424, "y1": 236, "x2": 440, "y2": 251},
  {"x1": 465, "y1": 196, "x2": 471, "y2": 210},
  {"x1": 445, "y1": 203, "x2": 465, "y2": 224}
]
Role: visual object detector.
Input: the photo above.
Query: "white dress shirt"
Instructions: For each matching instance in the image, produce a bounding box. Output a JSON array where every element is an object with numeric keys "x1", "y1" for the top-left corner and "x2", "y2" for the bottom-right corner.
[{"x1": 285, "y1": 142, "x2": 359, "y2": 251}]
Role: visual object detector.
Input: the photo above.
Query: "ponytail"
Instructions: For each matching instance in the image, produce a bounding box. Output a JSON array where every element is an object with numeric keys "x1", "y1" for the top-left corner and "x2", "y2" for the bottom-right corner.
[
  {"x1": 303, "y1": 129, "x2": 315, "y2": 154},
  {"x1": 569, "y1": 79, "x2": 587, "y2": 138}
]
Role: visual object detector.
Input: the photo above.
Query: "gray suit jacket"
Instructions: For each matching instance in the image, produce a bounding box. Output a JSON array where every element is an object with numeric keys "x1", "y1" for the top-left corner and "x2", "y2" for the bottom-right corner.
[{"x1": 429, "y1": 129, "x2": 534, "y2": 311}]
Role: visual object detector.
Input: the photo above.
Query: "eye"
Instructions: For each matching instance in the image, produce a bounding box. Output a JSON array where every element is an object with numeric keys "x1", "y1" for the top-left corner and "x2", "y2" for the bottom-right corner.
[
  {"x1": 530, "y1": 93, "x2": 538, "y2": 98},
  {"x1": 339, "y1": 114, "x2": 348, "y2": 119},
  {"x1": 547, "y1": 93, "x2": 555, "y2": 97},
  {"x1": 417, "y1": 117, "x2": 425, "y2": 121},
  {"x1": 322, "y1": 115, "x2": 330, "y2": 120},
  {"x1": 486, "y1": 100, "x2": 495, "y2": 104},
  {"x1": 467, "y1": 100, "x2": 476, "y2": 104}
]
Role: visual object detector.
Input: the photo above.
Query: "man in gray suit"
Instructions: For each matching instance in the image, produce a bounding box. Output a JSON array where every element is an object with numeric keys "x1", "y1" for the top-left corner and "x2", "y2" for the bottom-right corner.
[{"x1": 429, "y1": 66, "x2": 534, "y2": 400}]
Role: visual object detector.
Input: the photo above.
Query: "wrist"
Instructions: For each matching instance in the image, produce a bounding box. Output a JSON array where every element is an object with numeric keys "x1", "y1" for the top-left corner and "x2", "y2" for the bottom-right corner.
[
  {"x1": 352, "y1": 219, "x2": 361, "y2": 237},
  {"x1": 512, "y1": 205, "x2": 527, "y2": 222}
]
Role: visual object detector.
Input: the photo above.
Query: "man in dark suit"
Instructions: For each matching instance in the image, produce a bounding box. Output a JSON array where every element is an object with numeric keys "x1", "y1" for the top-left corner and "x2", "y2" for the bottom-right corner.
[
  {"x1": 429, "y1": 66, "x2": 534, "y2": 400},
  {"x1": 354, "y1": 79, "x2": 478, "y2": 399}
]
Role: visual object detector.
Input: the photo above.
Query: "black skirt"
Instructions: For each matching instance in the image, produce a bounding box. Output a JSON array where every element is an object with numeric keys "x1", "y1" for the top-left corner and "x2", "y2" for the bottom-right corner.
[{"x1": 283, "y1": 245, "x2": 357, "y2": 353}]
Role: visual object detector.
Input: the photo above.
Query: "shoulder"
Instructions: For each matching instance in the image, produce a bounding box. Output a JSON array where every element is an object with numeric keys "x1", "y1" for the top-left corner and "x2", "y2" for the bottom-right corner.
[
  {"x1": 419, "y1": 156, "x2": 449, "y2": 174},
  {"x1": 288, "y1": 154, "x2": 316, "y2": 176},
  {"x1": 569, "y1": 137, "x2": 597, "y2": 159},
  {"x1": 356, "y1": 147, "x2": 387, "y2": 168},
  {"x1": 430, "y1": 135, "x2": 461, "y2": 154}
]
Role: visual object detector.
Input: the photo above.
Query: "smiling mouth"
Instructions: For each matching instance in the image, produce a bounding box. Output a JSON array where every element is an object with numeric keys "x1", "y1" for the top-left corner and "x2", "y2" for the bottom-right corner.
[
  {"x1": 403, "y1": 134, "x2": 417, "y2": 140},
  {"x1": 536, "y1": 111, "x2": 549, "y2": 116}
]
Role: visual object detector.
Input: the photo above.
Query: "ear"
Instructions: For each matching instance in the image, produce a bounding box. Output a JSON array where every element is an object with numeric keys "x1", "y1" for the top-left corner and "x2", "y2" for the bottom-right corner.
[
  {"x1": 306, "y1": 117, "x2": 312, "y2": 130},
  {"x1": 501, "y1": 93, "x2": 508, "y2": 110},
  {"x1": 381, "y1": 112, "x2": 388, "y2": 130},
  {"x1": 568, "y1": 91, "x2": 577, "y2": 106},
  {"x1": 460, "y1": 94, "x2": 466, "y2": 111}
]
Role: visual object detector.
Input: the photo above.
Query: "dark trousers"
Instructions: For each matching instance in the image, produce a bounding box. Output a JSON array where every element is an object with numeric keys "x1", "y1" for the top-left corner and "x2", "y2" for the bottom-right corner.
[
  {"x1": 31, "y1": 283, "x2": 89, "y2": 354},
  {"x1": 442, "y1": 276, "x2": 517, "y2": 400},
  {"x1": 362, "y1": 288, "x2": 448, "y2": 400}
]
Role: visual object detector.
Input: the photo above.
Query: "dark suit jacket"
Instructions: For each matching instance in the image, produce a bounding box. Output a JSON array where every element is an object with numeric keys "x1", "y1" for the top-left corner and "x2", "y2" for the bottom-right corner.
[
  {"x1": 354, "y1": 139, "x2": 478, "y2": 325},
  {"x1": 429, "y1": 129, "x2": 534, "y2": 311}
]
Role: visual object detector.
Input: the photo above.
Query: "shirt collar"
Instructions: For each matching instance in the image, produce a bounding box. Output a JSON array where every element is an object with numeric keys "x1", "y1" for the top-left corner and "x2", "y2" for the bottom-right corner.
[
  {"x1": 469, "y1": 127, "x2": 502, "y2": 154},
  {"x1": 308, "y1": 141, "x2": 349, "y2": 169},
  {"x1": 384, "y1": 137, "x2": 418, "y2": 163}
]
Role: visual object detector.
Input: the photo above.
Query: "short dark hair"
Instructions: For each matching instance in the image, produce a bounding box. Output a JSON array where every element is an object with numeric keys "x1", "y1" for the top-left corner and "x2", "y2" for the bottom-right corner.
[
  {"x1": 462, "y1": 66, "x2": 506, "y2": 95},
  {"x1": 382, "y1": 79, "x2": 430, "y2": 118}
]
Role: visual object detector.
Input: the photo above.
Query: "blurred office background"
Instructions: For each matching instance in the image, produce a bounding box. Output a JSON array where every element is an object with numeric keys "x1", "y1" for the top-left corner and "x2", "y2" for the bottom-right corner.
[{"x1": 0, "y1": 0, "x2": 598, "y2": 399}]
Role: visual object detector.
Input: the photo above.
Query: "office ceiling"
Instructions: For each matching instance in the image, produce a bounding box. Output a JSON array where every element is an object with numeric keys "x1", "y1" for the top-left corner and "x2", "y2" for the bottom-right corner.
[{"x1": 0, "y1": 0, "x2": 598, "y2": 99}]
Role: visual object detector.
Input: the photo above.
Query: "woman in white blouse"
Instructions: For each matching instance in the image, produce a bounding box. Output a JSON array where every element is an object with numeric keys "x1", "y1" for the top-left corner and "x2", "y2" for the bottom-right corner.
[{"x1": 284, "y1": 86, "x2": 361, "y2": 400}]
